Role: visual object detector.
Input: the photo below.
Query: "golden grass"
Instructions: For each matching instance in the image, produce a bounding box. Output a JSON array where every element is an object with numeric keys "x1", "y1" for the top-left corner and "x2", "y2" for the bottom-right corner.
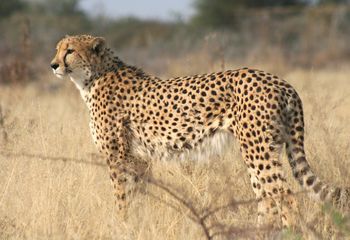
[{"x1": 0, "y1": 66, "x2": 350, "y2": 239}]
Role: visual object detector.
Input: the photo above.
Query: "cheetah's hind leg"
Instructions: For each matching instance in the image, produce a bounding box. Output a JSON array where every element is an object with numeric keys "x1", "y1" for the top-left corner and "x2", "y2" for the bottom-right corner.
[{"x1": 239, "y1": 138, "x2": 298, "y2": 229}]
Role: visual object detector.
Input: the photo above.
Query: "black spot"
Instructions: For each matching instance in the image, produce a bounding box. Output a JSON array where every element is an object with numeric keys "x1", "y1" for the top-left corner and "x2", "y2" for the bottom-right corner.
[
  {"x1": 296, "y1": 126, "x2": 303, "y2": 131},
  {"x1": 264, "y1": 152, "x2": 270, "y2": 160},
  {"x1": 306, "y1": 176, "x2": 316, "y2": 186},
  {"x1": 296, "y1": 157, "x2": 306, "y2": 165}
]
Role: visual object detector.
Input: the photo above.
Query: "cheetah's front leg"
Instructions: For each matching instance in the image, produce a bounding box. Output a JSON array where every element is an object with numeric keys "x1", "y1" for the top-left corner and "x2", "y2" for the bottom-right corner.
[
  {"x1": 107, "y1": 152, "x2": 129, "y2": 220},
  {"x1": 103, "y1": 128, "x2": 136, "y2": 220},
  {"x1": 105, "y1": 130, "x2": 149, "y2": 220}
]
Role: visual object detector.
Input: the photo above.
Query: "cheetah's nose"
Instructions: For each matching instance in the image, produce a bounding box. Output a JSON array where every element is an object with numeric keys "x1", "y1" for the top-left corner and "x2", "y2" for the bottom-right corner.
[{"x1": 50, "y1": 63, "x2": 59, "y2": 70}]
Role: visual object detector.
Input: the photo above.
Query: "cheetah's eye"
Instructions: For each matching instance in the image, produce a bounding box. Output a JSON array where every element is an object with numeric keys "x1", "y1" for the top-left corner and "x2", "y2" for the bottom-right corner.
[{"x1": 67, "y1": 49, "x2": 75, "y2": 54}]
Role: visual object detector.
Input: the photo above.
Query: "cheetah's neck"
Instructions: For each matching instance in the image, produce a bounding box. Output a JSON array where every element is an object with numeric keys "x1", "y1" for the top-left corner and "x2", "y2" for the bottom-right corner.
[{"x1": 71, "y1": 48, "x2": 125, "y2": 100}]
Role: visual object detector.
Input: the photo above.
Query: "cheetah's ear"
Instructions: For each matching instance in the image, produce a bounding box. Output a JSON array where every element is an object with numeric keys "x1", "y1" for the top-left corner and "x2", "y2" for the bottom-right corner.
[{"x1": 92, "y1": 37, "x2": 106, "y2": 55}]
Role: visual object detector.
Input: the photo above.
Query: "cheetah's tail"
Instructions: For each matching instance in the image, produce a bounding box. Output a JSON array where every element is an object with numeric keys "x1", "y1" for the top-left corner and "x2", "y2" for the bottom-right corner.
[{"x1": 285, "y1": 92, "x2": 350, "y2": 211}]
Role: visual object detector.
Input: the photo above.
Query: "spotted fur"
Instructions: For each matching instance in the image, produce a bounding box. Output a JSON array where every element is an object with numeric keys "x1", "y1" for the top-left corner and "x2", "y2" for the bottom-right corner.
[{"x1": 51, "y1": 35, "x2": 349, "y2": 227}]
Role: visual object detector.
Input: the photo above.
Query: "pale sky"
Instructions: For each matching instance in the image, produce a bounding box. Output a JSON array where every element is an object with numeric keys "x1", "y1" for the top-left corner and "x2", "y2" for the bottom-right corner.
[{"x1": 79, "y1": 0, "x2": 195, "y2": 21}]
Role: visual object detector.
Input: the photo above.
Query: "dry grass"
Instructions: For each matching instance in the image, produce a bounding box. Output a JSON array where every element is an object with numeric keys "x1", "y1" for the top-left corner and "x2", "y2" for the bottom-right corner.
[{"x1": 0, "y1": 65, "x2": 350, "y2": 239}]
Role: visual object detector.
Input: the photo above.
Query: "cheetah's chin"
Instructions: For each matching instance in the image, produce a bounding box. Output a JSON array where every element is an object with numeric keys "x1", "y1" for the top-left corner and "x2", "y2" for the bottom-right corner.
[
  {"x1": 55, "y1": 73, "x2": 64, "y2": 79},
  {"x1": 52, "y1": 70, "x2": 65, "y2": 79}
]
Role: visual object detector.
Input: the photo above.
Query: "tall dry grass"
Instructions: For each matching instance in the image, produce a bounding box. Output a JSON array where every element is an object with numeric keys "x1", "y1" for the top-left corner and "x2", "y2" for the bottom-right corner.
[{"x1": 0, "y1": 63, "x2": 349, "y2": 239}]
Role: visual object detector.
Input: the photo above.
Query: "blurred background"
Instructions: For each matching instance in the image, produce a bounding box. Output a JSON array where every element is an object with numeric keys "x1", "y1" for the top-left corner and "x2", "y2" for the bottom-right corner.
[{"x1": 0, "y1": 0, "x2": 349, "y2": 84}]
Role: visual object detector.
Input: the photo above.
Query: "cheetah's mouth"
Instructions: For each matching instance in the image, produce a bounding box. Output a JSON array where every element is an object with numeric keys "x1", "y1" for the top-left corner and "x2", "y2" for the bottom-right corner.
[
  {"x1": 52, "y1": 68, "x2": 72, "y2": 79},
  {"x1": 56, "y1": 73, "x2": 64, "y2": 78},
  {"x1": 52, "y1": 69, "x2": 66, "y2": 79}
]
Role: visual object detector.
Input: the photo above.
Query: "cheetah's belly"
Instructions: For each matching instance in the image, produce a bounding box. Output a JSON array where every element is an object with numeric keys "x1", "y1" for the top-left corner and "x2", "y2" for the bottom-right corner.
[{"x1": 129, "y1": 130, "x2": 235, "y2": 162}]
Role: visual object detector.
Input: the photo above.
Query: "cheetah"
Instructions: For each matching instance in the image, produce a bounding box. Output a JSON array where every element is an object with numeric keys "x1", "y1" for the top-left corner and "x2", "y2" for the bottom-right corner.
[{"x1": 51, "y1": 35, "x2": 349, "y2": 227}]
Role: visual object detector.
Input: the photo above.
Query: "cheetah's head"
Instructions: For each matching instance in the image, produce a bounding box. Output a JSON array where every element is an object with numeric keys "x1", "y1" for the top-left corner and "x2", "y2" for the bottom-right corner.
[{"x1": 50, "y1": 35, "x2": 106, "y2": 90}]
